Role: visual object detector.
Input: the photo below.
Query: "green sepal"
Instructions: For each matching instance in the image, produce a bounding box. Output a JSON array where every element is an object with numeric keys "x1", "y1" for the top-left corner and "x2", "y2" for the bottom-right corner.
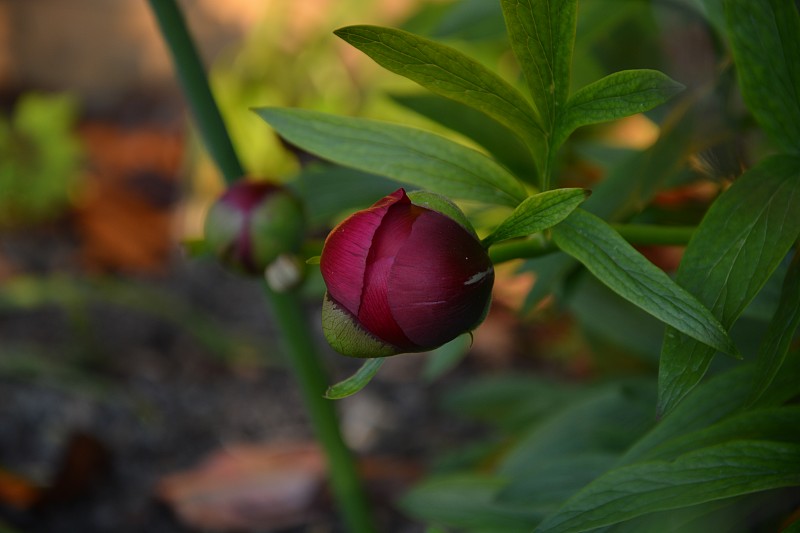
[
  {"x1": 407, "y1": 189, "x2": 478, "y2": 238},
  {"x1": 322, "y1": 292, "x2": 400, "y2": 358}
]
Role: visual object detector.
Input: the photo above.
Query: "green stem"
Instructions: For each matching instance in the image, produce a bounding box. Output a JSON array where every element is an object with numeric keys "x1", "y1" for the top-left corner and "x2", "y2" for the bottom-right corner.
[
  {"x1": 611, "y1": 224, "x2": 696, "y2": 246},
  {"x1": 489, "y1": 224, "x2": 696, "y2": 265},
  {"x1": 148, "y1": 2, "x2": 375, "y2": 530},
  {"x1": 148, "y1": 0, "x2": 243, "y2": 184},
  {"x1": 265, "y1": 288, "x2": 376, "y2": 532}
]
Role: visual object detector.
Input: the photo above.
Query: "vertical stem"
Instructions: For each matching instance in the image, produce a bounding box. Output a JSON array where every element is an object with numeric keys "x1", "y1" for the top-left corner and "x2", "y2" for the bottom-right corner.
[
  {"x1": 148, "y1": 0, "x2": 243, "y2": 185},
  {"x1": 266, "y1": 288, "x2": 376, "y2": 532},
  {"x1": 148, "y1": 2, "x2": 375, "y2": 531}
]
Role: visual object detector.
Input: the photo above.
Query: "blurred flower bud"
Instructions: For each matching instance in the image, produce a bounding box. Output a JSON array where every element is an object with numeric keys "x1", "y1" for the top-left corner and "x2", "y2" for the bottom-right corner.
[
  {"x1": 320, "y1": 188, "x2": 493, "y2": 358},
  {"x1": 204, "y1": 181, "x2": 305, "y2": 275}
]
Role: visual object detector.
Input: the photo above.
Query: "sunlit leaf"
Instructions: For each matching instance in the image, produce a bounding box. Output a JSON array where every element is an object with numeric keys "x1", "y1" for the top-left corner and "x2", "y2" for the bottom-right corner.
[
  {"x1": 255, "y1": 107, "x2": 527, "y2": 207},
  {"x1": 500, "y1": 0, "x2": 576, "y2": 129},
  {"x1": 553, "y1": 70, "x2": 684, "y2": 149},
  {"x1": 336, "y1": 25, "x2": 546, "y2": 172}
]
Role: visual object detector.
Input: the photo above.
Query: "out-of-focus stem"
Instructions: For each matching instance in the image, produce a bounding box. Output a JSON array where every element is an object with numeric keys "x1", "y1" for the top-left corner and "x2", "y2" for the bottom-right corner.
[
  {"x1": 148, "y1": 0, "x2": 243, "y2": 185},
  {"x1": 148, "y1": 2, "x2": 375, "y2": 531}
]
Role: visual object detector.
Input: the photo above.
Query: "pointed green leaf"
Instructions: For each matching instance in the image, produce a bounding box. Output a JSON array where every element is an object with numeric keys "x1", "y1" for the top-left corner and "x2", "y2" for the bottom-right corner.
[
  {"x1": 643, "y1": 406, "x2": 800, "y2": 462},
  {"x1": 552, "y1": 209, "x2": 737, "y2": 357},
  {"x1": 255, "y1": 107, "x2": 527, "y2": 207},
  {"x1": 554, "y1": 70, "x2": 684, "y2": 149},
  {"x1": 325, "y1": 357, "x2": 386, "y2": 399},
  {"x1": 536, "y1": 440, "x2": 800, "y2": 533},
  {"x1": 501, "y1": 0, "x2": 577, "y2": 129},
  {"x1": 748, "y1": 253, "x2": 800, "y2": 406},
  {"x1": 658, "y1": 155, "x2": 800, "y2": 416},
  {"x1": 390, "y1": 93, "x2": 539, "y2": 180},
  {"x1": 336, "y1": 25, "x2": 547, "y2": 170},
  {"x1": 620, "y1": 364, "x2": 753, "y2": 466},
  {"x1": 726, "y1": 0, "x2": 800, "y2": 154},
  {"x1": 483, "y1": 188, "x2": 589, "y2": 246}
]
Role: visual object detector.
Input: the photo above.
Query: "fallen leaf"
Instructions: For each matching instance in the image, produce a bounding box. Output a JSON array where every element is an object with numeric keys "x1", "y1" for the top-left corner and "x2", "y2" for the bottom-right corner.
[{"x1": 157, "y1": 443, "x2": 327, "y2": 531}]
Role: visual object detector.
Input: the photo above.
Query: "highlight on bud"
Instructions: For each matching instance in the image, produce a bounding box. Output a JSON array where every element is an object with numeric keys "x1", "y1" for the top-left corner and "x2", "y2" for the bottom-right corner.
[
  {"x1": 204, "y1": 180, "x2": 305, "y2": 275},
  {"x1": 320, "y1": 188, "x2": 494, "y2": 358}
]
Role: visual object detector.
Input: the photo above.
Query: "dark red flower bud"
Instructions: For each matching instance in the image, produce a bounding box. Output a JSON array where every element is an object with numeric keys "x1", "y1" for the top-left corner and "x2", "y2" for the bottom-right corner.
[
  {"x1": 320, "y1": 188, "x2": 494, "y2": 357},
  {"x1": 204, "y1": 180, "x2": 305, "y2": 275}
]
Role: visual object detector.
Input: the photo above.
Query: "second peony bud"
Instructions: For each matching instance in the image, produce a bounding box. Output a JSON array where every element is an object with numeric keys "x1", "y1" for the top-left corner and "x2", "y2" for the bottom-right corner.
[{"x1": 321, "y1": 188, "x2": 494, "y2": 358}]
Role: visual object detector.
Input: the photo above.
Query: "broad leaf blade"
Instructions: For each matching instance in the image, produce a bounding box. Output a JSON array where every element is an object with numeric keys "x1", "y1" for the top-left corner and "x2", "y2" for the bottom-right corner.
[
  {"x1": 748, "y1": 253, "x2": 800, "y2": 406},
  {"x1": 554, "y1": 70, "x2": 684, "y2": 149},
  {"x1": 390, "y1": 93, "x2": 538, "y2": 180},
  {"x1": 643, "y1": 406, "x2": 800, "y2": 462},
  {"x1": 726, "y1": 0, "x2": 800, "y2": 154},
  {"x1": 336, "y1": 25, "x2": 546, "y2": 166},
  {"x1": 552, "y1": 209, "x2": 737, "y2": 356},
  {"x1": 536, "y1": 440, "x2": 800, "y2": 533},
  {"x1": 658, "y1": 155, "x2": 800, "y2": 416},
  {"x1": 401, "y1": 475, "x2": 542, "y2": 533},
  {"x1": 255, "y1": 107, "x2": 527, "y2": 206},
  {"x1": 484, "y1": 188, "x2": 589, "y2": 246},
  {"x1": 501, "y1": 0, "x2": 576, "y2": 129}
]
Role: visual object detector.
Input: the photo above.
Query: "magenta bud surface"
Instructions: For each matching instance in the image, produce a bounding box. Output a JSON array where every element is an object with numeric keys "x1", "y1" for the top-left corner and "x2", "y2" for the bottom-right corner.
[
  {"x1": 204, "y1": 180, "x2": 305, "y2": 275},
  {"x1": 320, "y1": 188, "x2": 494, "y2": 357}
]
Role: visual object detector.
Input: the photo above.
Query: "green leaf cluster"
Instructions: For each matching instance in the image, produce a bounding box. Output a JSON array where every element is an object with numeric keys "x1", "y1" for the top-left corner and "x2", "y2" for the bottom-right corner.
[{"x1": 252, "y1": 0, "x2": 800, "y2": 527}]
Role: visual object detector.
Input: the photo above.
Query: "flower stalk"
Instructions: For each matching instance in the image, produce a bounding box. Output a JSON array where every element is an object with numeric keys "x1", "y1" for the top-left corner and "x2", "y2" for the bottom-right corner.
[{"x1": 148, "y1": 1, "x2": 375, "y2": 531}]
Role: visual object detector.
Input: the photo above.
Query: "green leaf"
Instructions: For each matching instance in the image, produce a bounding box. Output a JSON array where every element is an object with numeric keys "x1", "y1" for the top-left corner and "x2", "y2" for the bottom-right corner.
[
  {"x1": 658, "y1": 155, "x2": 800, "y2": 416},
  {"x1": 324, "y1": 357, "x2": 386, "y2": 399},
  {"x1": 498, "y1": 453, "x2": 617, "y2": 510},
  {"x1": 501, "y1": 0, "x2": 577, "y2": 129},
  {"x1": 748, "y1": 252, "x2": 800, "y2": 406},
  {"x1": 553, "y1": 70, "x2": 684, "y2": 150},
  {"x1": 620, "y1": 364, "x2": 752, "y2": 465},
  {"x1": 255, "y1": 107, "x2": 527, "y2": 207},
  {"x1": 643, "y1": 406, "x2": 800, "y2": 462},
  {"x1": 536, "y1": 440, "x2": 800, "y2": 533},
  {"x1": 400, "y1": 474, "x2": 542, "y2": 533},
  {"x1": 390, "y1": 93, "x2": 538, "y2": 180},
  {"x1": 335, "y1": 25, "x2": 546, "y2": 168},
  {"x1": 725, "y1": 0, "x2": 800, "y2": 154},
  {"x1": 552, "y1": 209, "x2": 738, "y2": 357},
  {"x1": 499, "y1": 380, "x2": 655, "y2": 476},
  {"x1": 483, "y1": 188, "x2": 589, "y2": 246}
]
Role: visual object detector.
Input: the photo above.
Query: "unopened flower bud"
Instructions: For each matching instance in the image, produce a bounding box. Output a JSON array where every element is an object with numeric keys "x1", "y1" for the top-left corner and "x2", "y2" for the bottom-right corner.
[
  {"x1": 321, "y1": 188, "x2": 493, "y2": 357},
  {"x1": 204, "y1": 181, "x2": 304, "y2": 275}
]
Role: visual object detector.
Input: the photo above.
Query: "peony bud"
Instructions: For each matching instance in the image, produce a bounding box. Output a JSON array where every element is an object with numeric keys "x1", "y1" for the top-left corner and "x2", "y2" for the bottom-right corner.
[
  {"x1": 204, "y1": 180, "x2": 305, "y2": 275},
  {"x1": 320, "y1": 188, "x2": 494, "y2": 358}
]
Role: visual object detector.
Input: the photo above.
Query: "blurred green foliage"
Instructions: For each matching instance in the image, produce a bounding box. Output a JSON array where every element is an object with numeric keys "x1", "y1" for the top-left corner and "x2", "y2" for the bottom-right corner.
[{"x1": 0, "y1": 93, "x2": 83, "y2": 228}]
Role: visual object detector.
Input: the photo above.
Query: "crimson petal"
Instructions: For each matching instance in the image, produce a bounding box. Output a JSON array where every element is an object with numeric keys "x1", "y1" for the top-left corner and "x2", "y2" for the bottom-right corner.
[
  {"x1": 320, "y1": 189, "x2": 408, "y2": 317},
  {"x1": 388, "y1": 210, "x2": 494, "y2": 349},
  {"x1": 357, "y1": 199, "x2": 421, "y2": 351}
]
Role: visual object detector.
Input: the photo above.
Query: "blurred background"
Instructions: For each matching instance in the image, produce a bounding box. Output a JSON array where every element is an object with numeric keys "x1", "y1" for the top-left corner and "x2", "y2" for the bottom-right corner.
[{"x1": 0, "y1": 0, "x2": 761, "y2": 531}]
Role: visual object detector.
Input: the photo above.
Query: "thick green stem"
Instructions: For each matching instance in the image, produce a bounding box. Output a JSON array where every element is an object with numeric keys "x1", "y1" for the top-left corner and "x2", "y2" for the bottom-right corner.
[
  {"x1": 489, "y1": 224, "x2": 696, "y2": 265},
  {"x1": 265, "y1": 288, "x2": 376, "y2": 532},
  {"x1": 148, "y1": 2, "x2": 375, "y2": 530},
  {"x1": 148, "y1": 0, "x2": 243, "y2": 184}
]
